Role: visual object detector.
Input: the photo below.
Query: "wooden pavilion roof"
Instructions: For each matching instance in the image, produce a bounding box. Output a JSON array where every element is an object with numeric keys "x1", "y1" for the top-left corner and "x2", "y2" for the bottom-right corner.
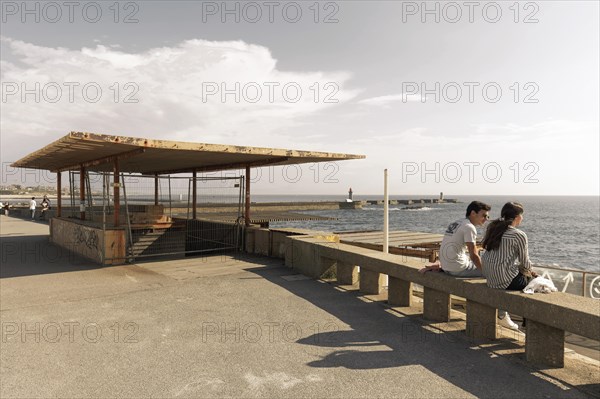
[{"x1": 11, "y1": 132, "x2": 365, "y2": 174}]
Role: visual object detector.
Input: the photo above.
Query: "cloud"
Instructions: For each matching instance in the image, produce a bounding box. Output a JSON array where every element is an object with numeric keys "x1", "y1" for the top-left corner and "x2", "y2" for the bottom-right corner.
[
  {"x1": 346, "y1": 127, "x2": 429, "y2": 145},
  {"x1": 0, "y1": 37, "x2": 359, "y2": 158},
  {"x1": 473, "y1": 120, "x2": 596, "y2": 138},
  {"x1": 345, "y1": 120, "x2": 600, "y2": 174},
  {"x1": 357, "y1": 93, "x2": 421, "y2": 107}
]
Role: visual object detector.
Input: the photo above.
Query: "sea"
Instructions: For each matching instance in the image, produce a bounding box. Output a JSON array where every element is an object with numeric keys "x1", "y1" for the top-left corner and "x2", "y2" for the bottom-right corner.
[{"x1": 262, "y1": 195, "x2": 600, "y2": 274}]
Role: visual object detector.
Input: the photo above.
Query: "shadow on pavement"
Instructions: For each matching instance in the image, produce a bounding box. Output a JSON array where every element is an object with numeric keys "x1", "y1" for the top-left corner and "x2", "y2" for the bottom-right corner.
[
  {"x1": 248, "y1": 265, "x2": 595, "y2": 399},
  {"x1": 0, "y1": 235, "x2": 103, "y2": 278}
]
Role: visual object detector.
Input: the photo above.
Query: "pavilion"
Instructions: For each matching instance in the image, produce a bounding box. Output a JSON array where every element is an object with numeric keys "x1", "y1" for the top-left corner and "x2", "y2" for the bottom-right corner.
[{"x1": 11, "y1": 131, "x2": 365, "y2": 264}]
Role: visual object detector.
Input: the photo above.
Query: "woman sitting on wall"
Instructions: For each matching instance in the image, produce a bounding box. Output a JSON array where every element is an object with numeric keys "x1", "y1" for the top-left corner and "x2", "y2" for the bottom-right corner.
[{"x1": 482, "y1": 201, "x2": 538, "y2": 330}]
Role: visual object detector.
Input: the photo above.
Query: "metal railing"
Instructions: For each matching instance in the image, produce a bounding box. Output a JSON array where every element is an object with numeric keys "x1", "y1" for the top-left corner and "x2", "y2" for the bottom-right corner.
[{"x1": 531, "y1": 264, "x2": 600, "y2": 299}]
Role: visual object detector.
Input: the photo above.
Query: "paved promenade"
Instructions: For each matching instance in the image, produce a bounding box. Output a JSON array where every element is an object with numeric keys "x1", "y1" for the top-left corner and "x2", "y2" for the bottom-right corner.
[{"x1": 1, "y1": 216, "x2": 598, "y2": 398}]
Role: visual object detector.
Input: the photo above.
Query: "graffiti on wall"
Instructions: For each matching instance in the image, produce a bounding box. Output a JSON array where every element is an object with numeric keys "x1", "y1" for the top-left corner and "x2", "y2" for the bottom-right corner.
[{"x1": 73, "y1": 225, "x2": 99, "y2": 251}]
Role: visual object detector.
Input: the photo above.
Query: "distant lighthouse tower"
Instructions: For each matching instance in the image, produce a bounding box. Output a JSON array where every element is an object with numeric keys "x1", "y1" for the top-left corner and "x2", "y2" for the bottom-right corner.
[
  {"x1": 440, "y1": 192, "x2": 444, "y2": 202},
  {"x1": 348, "y1": 187, "x2": 353, "y2": 202}
]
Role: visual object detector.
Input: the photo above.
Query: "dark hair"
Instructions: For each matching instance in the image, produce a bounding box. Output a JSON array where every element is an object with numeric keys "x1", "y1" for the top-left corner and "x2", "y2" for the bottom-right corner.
[
  {"x1": 465, "y1": 201, "x2": 491, "y2": 218},
  {"x1": 482, "y1": 202, "x2": 524, "y2": 251}
]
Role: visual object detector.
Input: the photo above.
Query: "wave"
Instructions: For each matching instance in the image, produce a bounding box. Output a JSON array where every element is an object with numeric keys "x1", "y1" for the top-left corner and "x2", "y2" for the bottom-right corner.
[
  {"x1": 531, "y1": 263, "x2": 594, "y2": 274},
  {"x1": 362, "y1": 206, "x2": 440, "y2": 212},
  {"x1": 363, "y1": 207, "x2": 405, "y2": 211}
]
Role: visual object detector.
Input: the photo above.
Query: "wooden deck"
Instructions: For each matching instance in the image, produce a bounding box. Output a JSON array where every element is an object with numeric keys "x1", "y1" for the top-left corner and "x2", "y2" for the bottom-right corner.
[{"x1": 337, "y1": 230, "x2": 444, "y2": 261}]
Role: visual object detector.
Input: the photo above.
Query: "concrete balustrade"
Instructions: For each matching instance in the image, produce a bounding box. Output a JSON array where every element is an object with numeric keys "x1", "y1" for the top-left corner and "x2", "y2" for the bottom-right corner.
[
  {"x1": 387, "y1": 276, "x2": 413, "y2": 307},
  {"x1": 526, "y1": 321, "x2": 565, "y2": 367},
  {"x1": 336, "y1": 261, "x2": 359, "y2": 285},
  {"x1": 423, "y1": 287, "x2": 451, "y2": 322},
  {"x1": 466, "y1": 300, "x2": 498, "y2": 340},
  {"x1": 284, "y1": 235, "x2": 600, "y2": 369},
  {"x1": 359, "y1": 269, "x2": 385, "y2": 294},
  {"x1": 241, "y1": 228, "x2": 598, "y2": 368}
]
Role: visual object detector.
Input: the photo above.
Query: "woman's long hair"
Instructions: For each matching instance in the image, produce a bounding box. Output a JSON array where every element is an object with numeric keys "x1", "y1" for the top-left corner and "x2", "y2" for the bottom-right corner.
[{"x1": 482, "y1": 202, "x2": 524, "y2": 251}]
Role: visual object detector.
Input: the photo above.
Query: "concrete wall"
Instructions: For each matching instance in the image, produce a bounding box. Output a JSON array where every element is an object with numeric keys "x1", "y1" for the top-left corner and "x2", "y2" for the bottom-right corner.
[
  {"x1": 244, "y1": 226, "x2": 336, "y2": 268},
  {"x1": 48, "y1": 217, "x2": 241, "y2": 265},
  {"x1": 49, "y1": 218, "x2": 126, "y2": 265},
  {"x1": 271, "y1": 230, "x2": 290, "y2": 258},
  {"x1": 245, "y1": 226, "x2": 270, "y2": 256}
]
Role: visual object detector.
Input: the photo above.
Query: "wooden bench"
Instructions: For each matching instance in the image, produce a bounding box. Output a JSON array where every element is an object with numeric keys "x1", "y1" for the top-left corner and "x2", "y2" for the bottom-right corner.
[{"x1": 287, "y1": 235, "x2": 600, "y2": 368}]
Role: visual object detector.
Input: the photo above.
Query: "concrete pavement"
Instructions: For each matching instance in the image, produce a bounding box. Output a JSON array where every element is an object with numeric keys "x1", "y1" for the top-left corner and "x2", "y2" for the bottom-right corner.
[{"x1": 1, "y1": 216, "x2": 598, "y2": 398}]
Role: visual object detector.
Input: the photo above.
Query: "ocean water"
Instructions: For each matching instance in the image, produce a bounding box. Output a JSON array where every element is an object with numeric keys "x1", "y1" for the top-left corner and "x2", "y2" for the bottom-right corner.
[{"x1": 265, "y1": 195, "x2": 600, "y2": 273}]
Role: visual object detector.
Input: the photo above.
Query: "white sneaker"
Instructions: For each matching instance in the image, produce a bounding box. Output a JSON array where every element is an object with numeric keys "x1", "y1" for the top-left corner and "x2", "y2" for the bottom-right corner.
[{"x1": 498, "y1": 314, "x2": 520, "y2": 331}]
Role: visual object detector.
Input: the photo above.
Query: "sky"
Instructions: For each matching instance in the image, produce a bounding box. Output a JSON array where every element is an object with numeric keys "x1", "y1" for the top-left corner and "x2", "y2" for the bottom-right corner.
[{"x1": 0, "y1": 0, "x2": 598, "y2": 196}]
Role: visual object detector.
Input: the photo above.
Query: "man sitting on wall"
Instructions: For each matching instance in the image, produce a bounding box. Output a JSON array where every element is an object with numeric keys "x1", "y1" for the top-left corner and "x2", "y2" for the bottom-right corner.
[
  {"x1": 420, "y1": 201, "x2": 490, "y2": 275},
  {"x1": 439, "y1": 200, "x2": 491, "y2": 277}
]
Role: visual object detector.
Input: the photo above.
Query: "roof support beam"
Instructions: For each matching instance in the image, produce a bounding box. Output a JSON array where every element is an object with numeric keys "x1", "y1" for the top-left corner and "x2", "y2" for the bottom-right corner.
[
  {"x1": 53, "y1": 148, "x2": 146, "y2": 172},
  {"x1": 150, "y1": 157, "x2": 290, "y2": 176}
]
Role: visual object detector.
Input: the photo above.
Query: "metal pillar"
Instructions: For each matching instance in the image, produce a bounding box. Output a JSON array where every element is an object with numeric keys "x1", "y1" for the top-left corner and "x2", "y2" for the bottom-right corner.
[
  {"x1": 245, "y1": 166, "x2": 251, "y2": 226},
  {"x1": 383, "y1": 169, "x2": 389, "y2": 254},
  {"x1": 154, "y1": 174, "x2": 159, "y2": 206},
  {"x1": 192, "y1": 170, "x2": 197, "y2": 219},
  {"x1": 56, "y1": 172, "x2": 62, "y2": 217},
  {"x1": 113, "y1": 159, "x2": 120, "y2": 227},
  {"x1": 79, "y1": 166, "x2": 85, "y2": 220}
]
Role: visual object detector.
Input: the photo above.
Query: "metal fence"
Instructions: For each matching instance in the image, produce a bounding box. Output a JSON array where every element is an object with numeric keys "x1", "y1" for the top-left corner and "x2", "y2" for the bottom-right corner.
[
  {"x1": 532, "y1": 264, "x2": 600, "y2": 299},
  {"x1": 66, "y1": 171, "x2": 245, "y2": 262}
]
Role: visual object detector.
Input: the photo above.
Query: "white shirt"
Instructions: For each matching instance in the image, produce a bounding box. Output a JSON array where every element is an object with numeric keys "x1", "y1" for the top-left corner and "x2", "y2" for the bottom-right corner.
[
  {"x1": 29, "y1": 199, "x2": 37, "y2": 210},
  {"x1": 439, "y1": 218, "x2": 477, "y2": 272}
]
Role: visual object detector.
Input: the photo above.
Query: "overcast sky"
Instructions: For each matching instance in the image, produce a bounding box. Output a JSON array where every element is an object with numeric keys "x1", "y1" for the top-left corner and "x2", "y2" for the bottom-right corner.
[{"x1": 1, "y1": 1, "x2": 598, "y2": 195}]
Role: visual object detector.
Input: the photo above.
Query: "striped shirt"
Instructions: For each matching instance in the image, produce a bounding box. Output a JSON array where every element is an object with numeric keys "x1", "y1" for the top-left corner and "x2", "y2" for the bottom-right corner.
[{"x1": 481, "y1": 227, "x2": 532, "y2": 289}]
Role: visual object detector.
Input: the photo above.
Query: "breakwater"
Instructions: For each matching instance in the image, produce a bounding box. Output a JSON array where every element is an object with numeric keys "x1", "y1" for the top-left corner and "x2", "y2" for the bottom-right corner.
[{"x1": 365, "y1": 198, "x2": 459, "y2": 205}]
